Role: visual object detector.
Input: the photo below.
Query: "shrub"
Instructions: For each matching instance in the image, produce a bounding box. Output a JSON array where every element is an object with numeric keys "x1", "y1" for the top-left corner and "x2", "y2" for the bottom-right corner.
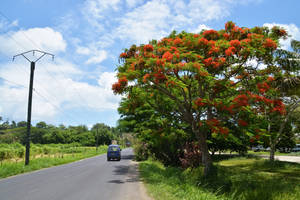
[
  {"x1": 179, "y1": 142, "x2": 202, "y2": 169},
  {"x1": 133, "y1": 141, "x2": 150, "y2": 161}
]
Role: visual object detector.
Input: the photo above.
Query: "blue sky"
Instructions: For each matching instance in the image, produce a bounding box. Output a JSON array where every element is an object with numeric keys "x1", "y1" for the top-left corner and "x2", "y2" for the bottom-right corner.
[{"x1": 0, "y1": 0, "x2": 299, "y2": 128}]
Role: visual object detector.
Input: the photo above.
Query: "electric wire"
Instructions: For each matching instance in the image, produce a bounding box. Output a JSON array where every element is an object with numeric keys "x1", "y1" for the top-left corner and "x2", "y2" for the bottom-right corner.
[{"x1": 0, "y1": 10, "x2": 93, "y2": 124}]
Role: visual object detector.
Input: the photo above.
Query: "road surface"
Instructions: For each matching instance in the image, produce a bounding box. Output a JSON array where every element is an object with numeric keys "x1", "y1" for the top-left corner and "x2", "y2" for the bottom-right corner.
[
  {"x1": 0, "y1": 148, "x2": 151, "y2": 200},
  {"x1": 260, "y1": 155, "x2": 300, "y2": 163}
]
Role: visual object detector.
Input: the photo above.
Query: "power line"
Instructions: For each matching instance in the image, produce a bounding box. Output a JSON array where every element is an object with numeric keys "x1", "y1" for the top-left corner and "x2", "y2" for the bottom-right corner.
[
  {"x1": 0, "y1": 10, "x2": 94, "y2": 124},
  {"x1": 33, "y1": 88, "x2": 81, "y2": 124},
  {"x1": 0, "y1": 10, "x2": 42, "y2": 51},
  {"x1": 0, "y1": 76, "x2": 27, "y2": 88}
]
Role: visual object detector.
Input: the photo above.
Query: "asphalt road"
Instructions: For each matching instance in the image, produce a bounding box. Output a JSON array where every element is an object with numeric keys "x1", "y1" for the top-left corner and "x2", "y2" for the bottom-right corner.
[{"x1": 0, "y1": 148, "x2": 150, "y2": 200}]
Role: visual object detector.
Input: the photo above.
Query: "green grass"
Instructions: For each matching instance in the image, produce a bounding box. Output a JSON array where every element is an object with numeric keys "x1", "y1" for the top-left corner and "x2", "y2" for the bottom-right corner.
[
  {"x1": 247, "y1": 150, "x2": 300, "y2": 156},
  {"x1": 139, "y1": 156, "x2": 300, "y2": 200},
  {"x1": 0, "y1": 146, "x2": 107, "y2": 179}
]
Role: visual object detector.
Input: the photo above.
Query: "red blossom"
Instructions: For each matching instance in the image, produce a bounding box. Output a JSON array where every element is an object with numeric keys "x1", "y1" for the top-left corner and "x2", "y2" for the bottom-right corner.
[
  {"x1": 112, "y1": 82, "x2": 121, "y2": 93},
  {"x1": 156, "y1": 59, "x2": 165, "y2": 66},
  {"x1": 143, "y1": 44, "x2": 154, "y2": 52},
  {"x1": 193, "y1": 63, "x2": 202, "y2": 71},
  {"x1": 223, "y1": 33, "x2": 230, "y2": 39},
  {"x1": 233, "y1": 94, "x2": 249, "y2": 107},
  {"x1": 229, "y1": 40, "x2": 241, "y2": 47},
  {"x1": 194, "y1": 98, "x2": 206, "y2": 107},
  {"x1": 208, "y1": 46, "x2": 220, "y2": 55},
  {"x1": 203, "y1": 30, "x2": 219, "y2": 40},
  {"x1": 120, "y1": 52, "x2": 127, "y2": 58},
  {"x1": 143, "y1": 73, "x2": 150, "y2": 83},
  {"x1": 238, "y1": 119, "x2": 248, "y2": 127},
  {"x1": 257, "y1": 82, "x2": 270, "y2": 94},
  {"x1": 203, "y1": 57, "x2": 213, "y2": 67},
  {"x1": 263, "y1": 38, "x2": 277, "y2": 49},
  {"x1": 206, "y1": 118, "x2": 220, "y2": 127},
  {"x1": 225, "y1": 21, "x2": 235, "y2": 31},
  {"x1": 173, "y1": 37, "x2": 183, "y2": 45},
  {"x1": 225, "y1": 46, "x2": 236, "y2": 56},
  {"x1": 267, "y1": 76, "x2": 275, "y2": 82},
  {"x1": 162, "y1": 51, "x2": 173, "y2": 62},
  {"x1": 198, "y1": 38, "x2": 209, "y2": 46},
  {"x1": 219, "y1": 127, "x2": 229, "y2": 135}
]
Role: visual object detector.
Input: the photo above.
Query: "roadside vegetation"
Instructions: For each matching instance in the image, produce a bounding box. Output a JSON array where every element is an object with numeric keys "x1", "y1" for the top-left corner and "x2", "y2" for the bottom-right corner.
[
  {"x1": 0, "y1": 118, "x2": 130, "y2": 179},
  {"x1": 0, "y1": 143, "x2": 107, "y2": 178},
  {"x1": 140, "y1": 156, "x2": 300, "y2": 200}
]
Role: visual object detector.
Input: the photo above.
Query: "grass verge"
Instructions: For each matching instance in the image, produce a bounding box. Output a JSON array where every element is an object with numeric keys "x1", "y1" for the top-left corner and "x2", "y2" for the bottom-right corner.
[
  {"x1": 0, "y1": 146, "x2": 107, "y2": 179},
  {"x1": 139, "y1": 156, "x2": 300, "y2": 200}
]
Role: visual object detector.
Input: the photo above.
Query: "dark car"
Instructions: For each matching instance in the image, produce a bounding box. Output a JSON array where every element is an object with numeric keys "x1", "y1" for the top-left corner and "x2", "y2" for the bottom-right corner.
[{"x1": 107, "y1": 145, "x2": 121, "y2": 161}]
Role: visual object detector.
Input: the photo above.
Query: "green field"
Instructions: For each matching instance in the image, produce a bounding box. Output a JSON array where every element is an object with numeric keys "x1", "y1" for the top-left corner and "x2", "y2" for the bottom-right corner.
[
  {"x1": 139, "y1": 156, "x2": 300, "y2": 200},
  {"x1": 0, "y1": 143, "x2": 107, "y2": 179}
]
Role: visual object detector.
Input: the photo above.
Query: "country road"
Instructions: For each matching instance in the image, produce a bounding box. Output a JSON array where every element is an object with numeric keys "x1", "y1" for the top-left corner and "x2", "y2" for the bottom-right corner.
[{"x1": 0, "y1": 148, "x2": 151, "y2": 200}]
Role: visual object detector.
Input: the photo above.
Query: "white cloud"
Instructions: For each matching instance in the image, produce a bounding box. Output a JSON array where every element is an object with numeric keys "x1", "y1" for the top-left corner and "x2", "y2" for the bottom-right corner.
[
  {"x1": 0, "y1": 59, "x2": 120, "y2": 123},
  {"x1": 115, "y1": 0, "x2": 170, "y2": 44},
  {"x1": 0, "y1": 27, "x2": 66, "y2": 56},
  {"x1": 114, "y1": 0, "x2": 262, "y2": 44},
  {"x1": 76, "y1": 46, "x2": 91, "y2": 55},
  {"x1": 263, "y1": 23, "x2": 300, "y2": 50},
  {"x1": 86, "y1": 50, "x2": 107, "y2": 64},
  {"x1": 126, "y1": 0, "x2": 144, "y2": 8},
  {"x1": 191, "y1": 24, "x2": 211, "y2": 33}
]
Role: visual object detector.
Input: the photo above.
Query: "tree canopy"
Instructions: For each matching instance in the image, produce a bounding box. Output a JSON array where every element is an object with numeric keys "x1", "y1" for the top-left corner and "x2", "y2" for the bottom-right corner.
[{"x1": 113, "y1": 21, "x2": 290, "y2": 176}]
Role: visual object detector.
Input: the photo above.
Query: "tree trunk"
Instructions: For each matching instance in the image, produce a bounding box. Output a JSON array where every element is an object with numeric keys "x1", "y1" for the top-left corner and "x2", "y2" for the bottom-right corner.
[
  {"x1": 198, "y1": 132, "x2": 212, "y2": 177},
  {"x1": 269, "y1": 142, "x2": 275, "y2": 161}
]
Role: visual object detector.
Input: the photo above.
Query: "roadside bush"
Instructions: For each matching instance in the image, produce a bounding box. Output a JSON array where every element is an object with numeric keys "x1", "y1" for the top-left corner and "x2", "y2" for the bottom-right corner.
[
  {"x1": 133, "y1": 141, "x2": 150, "y2": 161},
  {"x1": 179, "y1": 142, "x2": 202, "y2": 169}
]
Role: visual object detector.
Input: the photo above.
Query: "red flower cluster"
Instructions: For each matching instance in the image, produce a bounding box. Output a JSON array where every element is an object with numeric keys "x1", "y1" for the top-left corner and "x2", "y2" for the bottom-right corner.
[
  {"x1": 233, "y1": 94, "x2": 249, "y2": 107},
  {"x1": 143, "y1": 44, "x2": 154, "y2": 52},
  {"x1": 203, "y1": 30, "x2": 219, "y2": 40},
  {"x1": 162, "y1": 51, "x2": 173, "y2": 62},
  {"x1": 112, "y1": 76, "x2": 128, "y2": 94},
  {"x1": 203, "y1": 57, "x2": 224, "y2": 69},
  {"x1": 229, "y1": 40, "x2": 241, "y2": 47},
  {"x1": 225, "y1": 46, "x2": 236, "y2": 56},
  {"x1": 238, "y1": 119, "x2": 248, "y2": 127},
  {"x1": 263, "y1": 38, "x2": 277, "y2": 49},
  {"x1": 120, "y1": 52, "x2": 127, "y2": 58},
  {"x1": 271, "y1": 99, "x2": 286, "y2": 115},
  {"x1": 225, "y1": 21, "x2": 236, "y2": 31},
  {"x1": 156, "y1": 58, "x2": 165, "y2": 66},
  {"x1": 257, "y1": 82, "x2": 270, "y2": 94},
  {"x1": 198, "y1": 37, "x2": 209, "y2": 46},
  {"x1": 219, "y1": 127, "x2": 229, "y2": 135},
  {"x1": 267, "y1": 76, "x2": 275, "y2": 82},
  {"x1": 143, "y1": 73, "x2": 150, "y2": 83},
  {"x1": 223, "y1": 33, "x2": 230, "y2": 40},
  {"x1": 173, "y1": 37, "x2": 183, "y2": 45},
  {"x1": 194, "y1": 98, "x2": 206, "y2": 107},
  {"x1": 206, "y1": 118, "x2": 220, "y2": 127},
  {"x1": 153, "y1": 70, "x2": 166, "y2": 83}
]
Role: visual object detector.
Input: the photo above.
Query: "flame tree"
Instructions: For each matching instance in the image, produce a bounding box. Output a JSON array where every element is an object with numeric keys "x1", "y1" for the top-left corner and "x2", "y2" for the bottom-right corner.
[{"x1": 113, "y1": 22, "x2": 288, "y2": 176}]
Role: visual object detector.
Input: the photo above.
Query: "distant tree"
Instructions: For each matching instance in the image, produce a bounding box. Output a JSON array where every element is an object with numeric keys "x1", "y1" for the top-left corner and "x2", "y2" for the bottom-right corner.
[
  {"x1": 17, "y1": 121, "x2": 27, "y2": 128},
  {"x1": 36, "y1": 121, "x2": 47, "y2": 129}
]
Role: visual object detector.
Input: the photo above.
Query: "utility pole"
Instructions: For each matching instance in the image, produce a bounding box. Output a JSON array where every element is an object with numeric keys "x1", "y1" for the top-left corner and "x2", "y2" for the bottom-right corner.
[
  {"x1": 13, "y1": 50, "x2": 54, "y2": 165},
  {"x1": 96, "y1": 127, "x2": 99, "y2": 152}
]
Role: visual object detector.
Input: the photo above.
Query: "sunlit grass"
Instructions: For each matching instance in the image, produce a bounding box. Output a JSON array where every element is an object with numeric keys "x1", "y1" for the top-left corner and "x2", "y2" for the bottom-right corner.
[
  {"x1": 0, "y1": 146, "x2": 107, "y2": 179},
  {"x1": 139, "y1": 156, "x2": 300, "y2": 200}
]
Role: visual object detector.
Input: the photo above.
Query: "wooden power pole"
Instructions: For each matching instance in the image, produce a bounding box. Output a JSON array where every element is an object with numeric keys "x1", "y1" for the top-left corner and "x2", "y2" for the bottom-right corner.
[{"x1": 13, "y1": 50, "x2": 54, "y2": 165}]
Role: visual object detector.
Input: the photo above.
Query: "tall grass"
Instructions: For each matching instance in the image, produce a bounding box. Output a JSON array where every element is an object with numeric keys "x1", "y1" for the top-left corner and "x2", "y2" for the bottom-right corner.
[
  {"x1": 139, "y1": 156, "x2": 300, "y2": 200},
  {"x1": 0, "y1": 144, "x2": 107, "y2": 179}
]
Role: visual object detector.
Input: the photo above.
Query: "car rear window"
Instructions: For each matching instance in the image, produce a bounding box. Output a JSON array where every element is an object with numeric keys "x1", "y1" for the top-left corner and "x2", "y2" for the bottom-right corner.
[{"x1": 109, "y1": 147, "x2": 119, "y2": 151}]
